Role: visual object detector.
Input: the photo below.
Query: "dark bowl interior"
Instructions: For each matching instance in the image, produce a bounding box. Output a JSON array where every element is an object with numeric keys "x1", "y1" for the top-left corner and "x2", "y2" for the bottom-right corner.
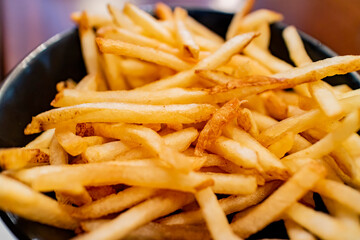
[{"x1": 1, "y1": 9, "x2": 359, "y2": 240}]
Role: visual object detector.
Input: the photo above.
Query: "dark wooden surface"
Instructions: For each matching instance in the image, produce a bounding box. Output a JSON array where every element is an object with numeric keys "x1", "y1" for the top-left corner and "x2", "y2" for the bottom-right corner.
[{"x1": 1, "y1": 0, "x2": 359, "y2": 78}]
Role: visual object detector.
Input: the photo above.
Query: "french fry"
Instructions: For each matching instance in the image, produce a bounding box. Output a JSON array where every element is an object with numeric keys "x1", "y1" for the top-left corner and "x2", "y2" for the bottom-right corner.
[
  {"x1": 267, "y1": 132, "x2": 294, "y2": 158},
  {"x1": 73, "y1": 191, "x2": 193, "y2": 240},
  {"x1": 55, "y1": 127, "x2": 107, "y2": 156},
  {"x1": 261, "y1": 90, "x2": 288, "y2": 120},
  {"x1": 244, "y1": 43, "x2": 293, "y2": 73},
  {"x1": 82, "y1": 141, "x2": 134, "y2": 163},
  {"x1": 0, "y1": 148, "x2": 49, "y2": 170},
  {"x1": 123, "y1": 3, "x2": 174, "y2": 45},
  {"x1": 52, "y1": 73, "x2": 316, "y2": 107},
  {"x1": 155, "y1": 2, "x2": 173, "y2": 21},
  {"x1": 235, "y1": 9, "x2": 283, "y2": 33},
  {"x1": 231, "y1": 162, "x2": 326, "y2": 238},
  {"x1": 71, "y1": 11, "x2": 112, "y2": 29},
  {"x1": 10, "y1": 161, "x2": 214, "y2": 193},
  {"x1": 258, "y1": 94, "x2": 360, "y2": 146},
  {"x1": 99, "y1": 53, "x2": 128, "y2": 90},
  {"x1": 206, "y1": 136, "x2": 258, "y2": 169},
  {"x1": 283, "y1": 110, "x2": 360, "y2": 161},
  {"x1": 174, "y1": 7, "x2": 200, "y2": 59},
  {"x1": 237, "y1": 107, "x2": 259, "y2": 137},
  {"x1": 0, "y1": 174, "x2": 78, "y2": 230},
  {"x1": 226, "y1": 0, "x2": 255, "y2": 39},
  {"x1": 97, "y1": 26, "x2": 179, "y2": 55},
  {"x1": 195, "y1": 187, "x2": 241, "y2": 240},
  {"x1": 197, "y1": 172, "x2": 257, "y2": 195},
  {"x1": 223, "y1": 124, "x2": 289, "y2": 180},
  {"x1": 195, "y1": 98, "x2": 242, "y2": 155},
  {"x1": 96, "y1": 38, "x2": 193, "y2": 71},
  {"x1": 313, "y1": 179, "x2": 360, "y2": 214},
  {"x1": 160, "y1": 181, "x2": 279, "y2": 225},
  {"x1": 135, "y1": 32, "x2": 257, "y2": 90},
  {"x1": 24, "y1": 102, "x2": 217, "y2": 134},
  {"x1": 87, "y1": 122, "x2": 199, "y2": 171},
  {"x1": 284, "y1": 218, "x2": 316, "y2": 240},
  {"x1": 285, "y1": 202, "x2": 360, "y2": 240},
  {"x1": 107, "y1": 4, "x2": 143, "y2": 33},
  {"x1": 25, "y1": 129, "x2": 55, "y2": 149},
  {"x1": 67, "y1": 187, "x2": 158, "y2": 219}
]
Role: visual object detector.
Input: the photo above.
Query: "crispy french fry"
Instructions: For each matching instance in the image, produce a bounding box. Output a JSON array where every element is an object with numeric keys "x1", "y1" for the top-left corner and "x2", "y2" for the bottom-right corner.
[
  {"x1": 123, "y1": 3, "x2": 174, "y2": 45},
  {"x1": 135, "y1": 32, "x2": 257, "y2": 90},
  {"x1": 0, "y1": 174, "x2": 78, "y2": 230},
  {"x1": 313, "y1": 179, "x2": 360, "y2": 214},
  {"x1": 160, "y1": 181, "x2": 280, "y2": 225},
  {"x1": 231, "y1": 162, "x2": 326, "y2": 238},
  {"x1": 174, "y1": 7, "x2": 200, "y2": 59},
  {"x1": 97, "y1": 26, "x2": 179, "y2": 55},
  {"x1": 66, "y1": 187, "x2": 157, "y2": 219},
  {"x1": 223, "y1": 124, "x2": 289, "y2": 180},
  {"x1": 226, "y1": 0, "x2": 255, "y2": 39},
  {"x1": 283, "y1": 110, "x2": 360, "y2": 161},
  {"x1": 237, "y1": 107, "x2": 259, "y2": 137},
  {"x1": 206, "y1": 136, "x2": 258, "y2": 169},
  {"x1": 107, "y1": 4, "x2": 143, "y2": 33},
  {"x1": 10, "y1": 161, "x2": 214, "y2": 193},
  {"x1": 73, "y1": 191, "x2": 193, "y2": 240},
  {"x1": 195, "y1": 98, "x2": 242, "y2": 155},
  {"x1": 96, "y1": 38, "x2": 193, "y2": 71},
  {"x1": 284, "y1": 218, "x2": 316, "y2": 240},
  {"x1": 197, "y1": 172, "x2": 257, "y2": 195},
  {"x1": 25, "y1": 102, "x2": 217, "y2": 134},
  {"x1": 0, "y1": 148, "x2": 49, "y2": 170},
  {"x1": 155, "y1": 2, "x2": 173, "y2": 21},
  {"x1": 286, "y1": 202, "x2": 360, "y2": 240},
  {"x1": 195, "y1": 187, "x2": 241, "y2": 240}
]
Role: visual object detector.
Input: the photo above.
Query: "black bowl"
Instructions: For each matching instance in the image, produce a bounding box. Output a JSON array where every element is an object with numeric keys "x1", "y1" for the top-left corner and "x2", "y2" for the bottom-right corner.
[{"x1": 1, "y1": 9, "x2": 359, "y2": 240}]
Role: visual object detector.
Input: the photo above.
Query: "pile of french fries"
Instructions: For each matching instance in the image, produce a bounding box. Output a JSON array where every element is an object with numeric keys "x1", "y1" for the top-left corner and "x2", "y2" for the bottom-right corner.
[{"x1": 2, "y1": 1, "x2": 360, "y2": 239}]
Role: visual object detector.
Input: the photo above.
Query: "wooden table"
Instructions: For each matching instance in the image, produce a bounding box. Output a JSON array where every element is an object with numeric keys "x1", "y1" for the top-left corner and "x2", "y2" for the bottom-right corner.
[{"x1": 1, "y1": 0, "x2": 360, "y2": 78}]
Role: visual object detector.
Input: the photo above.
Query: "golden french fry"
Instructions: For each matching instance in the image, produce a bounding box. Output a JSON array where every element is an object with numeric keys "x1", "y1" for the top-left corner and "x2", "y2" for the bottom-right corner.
[
  {"x1": 226, "y1": 0, "x2": 255, "y2": 39},
  {"x1": 10, "y1": 161, "x2": 214, "y2": 193},
  {"x1": 223, "y1": 124, "x2": 289, "y2": 180},
  {"x1": 25, "y1": 102, "x2": 217, "y2": 134},
  {"x1": 135, "y1": 32, "x2": 257, "y2": 90},
  {"x1": 196, "y1": 172, "x2": 257, "y2": 195},
  {"x1": 195, "y1": 98, "x2": 242, "y2": 155},
  {"x1": 286, "y1": 202, "x2": 360, "y2": 240},
  {"x1": 284, "y1": 218, "x2": 316, "y2": 240},
  {"x1": 283, "y1": 110, "x2": 360, "y2": 161},
  {"x1": 155, "y1": 2, "x2": 173, "y2": 21},
  {"x1": 0, "y1": 174, "x2": 78, "y2": 230},
  {"x1": 123, "y1": 3, "x2": 174, "y2": 45},
  {"x1": 195, "y1": 187, "x2": 241, "y2": 240},
  {"x1": 73, "y1": 191, "x2": 193, "y2": 240},
  {"x1": 237, "y1": 107, "x2": 259, "y2": 137},
  {"x1": 313, "y1": 179, "x2": 360, "y2": 214},
  {"x1": 267, "y1": 132, "x2": 294, "y2": 158},
  {"x1": 160, "y1": 181, "x2": 280, "y2": 225},
  {"x1": 231, "y1": 162, "x2": 326, "y2": 238},
  {"x1": 96, "y1": 38, "x2": 193, "y2": 71},
  {"x1": 97, "y1": 26, "x2": 179, "y2": 55},
  {"x1": 206, "y1": 136, "x2": 258, "y2": 169},
  {"x1": 67, "y1": 187, "x2": 157, "y2": 219},
  {"x1": 107, "y1": 4, "x2": 143, "y2": 33},
  {"x1": 174, "y1": 7, "x2": 200, "y2": 59},
  {"x1": 0, "y1": 148, "x2": 49, "y2": 170}
]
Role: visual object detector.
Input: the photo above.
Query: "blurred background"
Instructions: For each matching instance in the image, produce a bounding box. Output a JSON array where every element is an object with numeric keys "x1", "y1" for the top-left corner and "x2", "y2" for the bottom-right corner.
[{"x1": 0, "y1": 0, "x2": 360, "y2": 79}]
